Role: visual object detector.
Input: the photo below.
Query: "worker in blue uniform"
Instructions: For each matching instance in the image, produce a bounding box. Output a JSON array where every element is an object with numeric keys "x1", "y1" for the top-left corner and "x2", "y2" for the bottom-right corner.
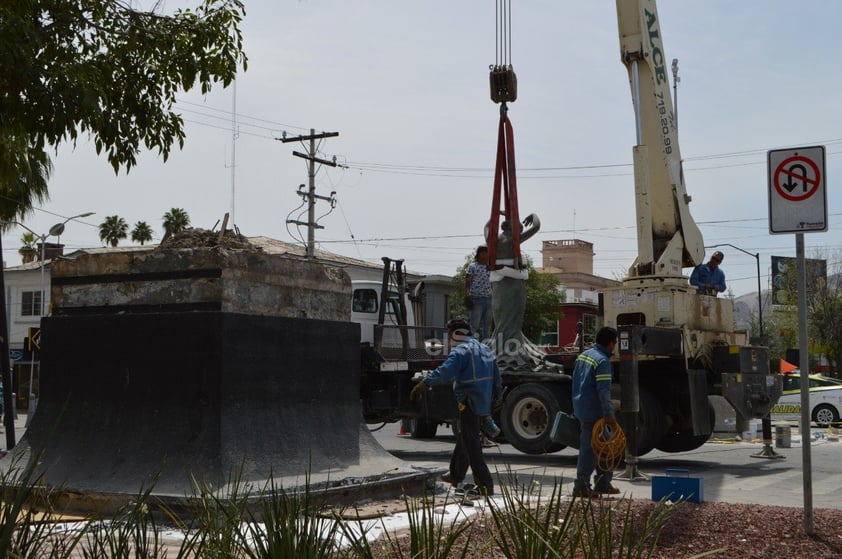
[
  {"x1": 571, "y1": 326, "x2": 620, "y2": 498},
  {"x1": 690, "y1": 251, "x2": 726, "y2": 295},
  {"x1": 410, "y1": 318, "x2": 502, "y2": 496}
]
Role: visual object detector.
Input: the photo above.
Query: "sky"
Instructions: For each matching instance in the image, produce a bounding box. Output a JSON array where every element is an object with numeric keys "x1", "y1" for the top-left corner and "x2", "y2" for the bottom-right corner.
[{"x1": 5, "y1": 1, "x2": 842, "y2": 300}]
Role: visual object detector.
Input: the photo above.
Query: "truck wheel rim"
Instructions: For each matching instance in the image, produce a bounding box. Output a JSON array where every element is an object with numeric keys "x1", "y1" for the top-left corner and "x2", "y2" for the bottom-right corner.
[{"x1": 510, "y1": 396, "x2": 549, "y2": 439}]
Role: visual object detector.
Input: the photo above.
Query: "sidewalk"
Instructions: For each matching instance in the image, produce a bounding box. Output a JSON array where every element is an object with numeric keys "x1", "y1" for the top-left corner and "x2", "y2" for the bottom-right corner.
[{"x1": 0, "y1": 408, "x2": 31, "y2": 453}]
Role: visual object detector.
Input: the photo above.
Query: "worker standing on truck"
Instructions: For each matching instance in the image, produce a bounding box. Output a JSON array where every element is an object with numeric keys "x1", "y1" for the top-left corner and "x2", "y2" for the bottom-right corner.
[
  {"x1": 689, "y1": 251, "x2": 726, "y2": 296},
  {"x1": 572, "y1": 326, "x2": 620, "y2": 498},
  {"x1": 465, "y1": 245, "x2": 493, "y2": 340},
  {"x1": 410, "y1": 318, "x2": 502, "y2": 496}
]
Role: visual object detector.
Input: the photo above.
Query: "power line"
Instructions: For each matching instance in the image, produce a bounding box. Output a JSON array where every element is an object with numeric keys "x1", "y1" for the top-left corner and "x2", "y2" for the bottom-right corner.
[{"x1": 173, "y1": 99, "x2": 842, "y2": 179}]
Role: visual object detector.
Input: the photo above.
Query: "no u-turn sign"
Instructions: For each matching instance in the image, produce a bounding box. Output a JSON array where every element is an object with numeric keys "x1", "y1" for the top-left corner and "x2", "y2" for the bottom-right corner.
[{"x1": 768, "y1": 145, "x2": 827, "y2": 234}]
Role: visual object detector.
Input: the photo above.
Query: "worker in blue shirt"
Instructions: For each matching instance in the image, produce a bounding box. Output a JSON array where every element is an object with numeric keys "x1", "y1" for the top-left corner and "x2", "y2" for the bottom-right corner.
[
  {"x1": 410, "y1": 318, "x2": 502, "y2": 496},
  {"x1": 690, "y1": 251, "x2": 726, "y2": 295},
  {"x1": 571, "y1": 326, "x2": 620, "y2": 498}
]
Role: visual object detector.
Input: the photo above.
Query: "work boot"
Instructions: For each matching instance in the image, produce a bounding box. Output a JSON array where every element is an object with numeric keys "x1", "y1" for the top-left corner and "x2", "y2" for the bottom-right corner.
[
  {"x1": 571, "y1": 483, "x2": 595, "y2": 499},
  {"x1": 593, "y1": 482, "x2": 621, "y2": 495}
]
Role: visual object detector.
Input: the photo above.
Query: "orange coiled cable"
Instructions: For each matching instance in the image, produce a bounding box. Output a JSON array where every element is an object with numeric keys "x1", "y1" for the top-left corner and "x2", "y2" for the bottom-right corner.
[{"x1": 592, "y1": 418, "x2": 627, "y2": 471}]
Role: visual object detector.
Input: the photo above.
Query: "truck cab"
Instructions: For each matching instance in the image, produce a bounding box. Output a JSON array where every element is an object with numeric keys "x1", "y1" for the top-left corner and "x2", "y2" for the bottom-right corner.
[{"x1": 351, "y1": 279, "x2": 416, "y2": 347}]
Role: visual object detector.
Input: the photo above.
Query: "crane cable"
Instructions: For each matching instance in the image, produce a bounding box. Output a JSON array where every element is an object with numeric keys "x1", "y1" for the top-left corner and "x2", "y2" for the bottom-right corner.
[
  {"x1": 592, "y1": 417, "x2": 627, "y2": 472},
  {"x1": 489, "y1": 0, "x2": 517, "y2": 104},
  {"x1": 495, "y1": 0, "x2": 512, "y2": 68}
]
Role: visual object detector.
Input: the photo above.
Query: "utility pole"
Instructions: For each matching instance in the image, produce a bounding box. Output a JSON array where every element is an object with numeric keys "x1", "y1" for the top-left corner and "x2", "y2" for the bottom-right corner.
[{"x1": 279, "y1": 129, "x2": 338, "y2": 258}]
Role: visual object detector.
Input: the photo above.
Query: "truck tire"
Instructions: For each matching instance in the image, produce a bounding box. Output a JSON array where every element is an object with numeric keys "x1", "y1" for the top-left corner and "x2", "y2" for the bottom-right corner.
[
  {"x1": 409, "y1": 417, "x2": 438, "y2": 439},
  {"x1": 613, "y1": 386, "x2": 665, "y2": 456},
  {"x1": 813, "y1": 404, "x2": 840, "y2": 426},
  {"x1": 655, "y1": 400, "x2": 715, "y2": 453},
  {"x1": 500, "y1": 383, "x2": 564, "y2": 454}
]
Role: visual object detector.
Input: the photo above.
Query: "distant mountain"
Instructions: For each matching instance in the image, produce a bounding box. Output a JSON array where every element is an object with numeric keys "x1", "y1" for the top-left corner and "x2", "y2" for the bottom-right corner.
[
  {"x1": 731, "y1": 272, "x2": 840, "y2": 331},
  {"x1": 732, "y1": 291, "x2": 762, "y2": 331}
]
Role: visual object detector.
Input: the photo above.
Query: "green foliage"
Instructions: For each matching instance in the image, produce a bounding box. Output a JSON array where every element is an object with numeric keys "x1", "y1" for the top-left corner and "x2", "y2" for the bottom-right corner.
[
  {"x1": 78, "y1": 483, "x2": 169, "y2": 559},
  {"x1": 489, "y1": 475, "x2": 579, "y2": 558},
  {"x1": 486, "y1": 473, "x2": 690, "y2": 559},
  {"x1": 131, "y1": 221, "x2": 154, "y2": 245},
  {"x1": 0, "y1": 453, "x2": 85, "y2": 558},
  {"x1": 163, "y1": 207, "x2": 191, "y2": 237},
  {"x1": 98, "y1": 215, "x2": 128, "y2": 247},
  {"x1": 0, "y1": 0, "x2": 247, "y2": 220},
  {"x1": 181, "y1": 463, "x2": 259, "y2": 558},
  {"x1": 450, "y1": 253, "x2": 564, "y2": 340},
  {"x1": 354, "y1": 490, "x2": 477, "y2": 559},
  {"x1": 808, "y1": 280, "x2": 842, "y2": 368},
  {"x1": 449, "y1": 253, "x2": 476, "y2": 320},
  {"x1": 763, "y1": 251, "x2": 842, "y2": 369},
  {"x1": 0, "y1": 455, "x2": 721, "y2": 558},
  {"x1": 0, "y1": 137, "x2": 51, "y2": 225},
  {"x1": 523, "y1": 263, "x2": 564, "y2": 341},
  {"x1": 18, "y1": 232, "x2": 37, "y2": 253},
  {"x1": 240, "y1": 477, "x2": 344, "y2": 559},
  {"x1": 758, "y1": 309, "x2": 798, "y2": 365}
]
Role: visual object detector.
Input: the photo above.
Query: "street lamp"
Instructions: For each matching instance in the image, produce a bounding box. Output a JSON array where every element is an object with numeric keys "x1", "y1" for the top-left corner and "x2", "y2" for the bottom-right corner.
[
  {"x1": 16, "y1": 212, "x2": 94, "y2": 313},
  {"x1": 16, "y1": 212, "x2": 94, "y2": 426},
  {"x1": 705, "y1": 243, "x2": 763, "y2": 340}
]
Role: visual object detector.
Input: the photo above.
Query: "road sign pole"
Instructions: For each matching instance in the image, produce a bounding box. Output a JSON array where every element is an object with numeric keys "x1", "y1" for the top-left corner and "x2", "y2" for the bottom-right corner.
[
  {"x1": 767, "y1": 145, "x2": 827, "y2": 535},
  {"x1": 796, "y1": 233, "x2": 813, "y2": 535}
]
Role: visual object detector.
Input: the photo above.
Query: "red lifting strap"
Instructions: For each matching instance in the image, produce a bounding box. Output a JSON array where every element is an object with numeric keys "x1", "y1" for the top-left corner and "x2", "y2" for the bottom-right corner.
[{"x1": 487, "y1": 105, "x2": 522, "y2": 271}]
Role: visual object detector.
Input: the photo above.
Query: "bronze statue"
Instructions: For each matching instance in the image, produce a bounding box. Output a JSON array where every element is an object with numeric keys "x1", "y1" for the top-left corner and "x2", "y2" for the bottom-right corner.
[{"x1": 485, "y1": 214, "x2": 559, "y2": 371}]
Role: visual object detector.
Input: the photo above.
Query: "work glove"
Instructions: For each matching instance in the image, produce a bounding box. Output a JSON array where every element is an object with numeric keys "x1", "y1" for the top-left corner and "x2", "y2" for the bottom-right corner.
[
  {"x1": 410, "y1": 381, "x2": 429, "y2": 401},
  {"x1": 602, "y1": 416, "x2": 619, "y2": 435}
]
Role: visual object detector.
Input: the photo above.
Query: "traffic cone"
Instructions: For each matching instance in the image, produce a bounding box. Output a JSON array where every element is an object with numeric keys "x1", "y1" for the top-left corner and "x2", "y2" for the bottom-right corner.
[
  {"x1": 398, "y1": 420, "x2": 410, "y2": 436},
  {"x1": 780, "y1": 359, "x2": 798, "y2": 374}
]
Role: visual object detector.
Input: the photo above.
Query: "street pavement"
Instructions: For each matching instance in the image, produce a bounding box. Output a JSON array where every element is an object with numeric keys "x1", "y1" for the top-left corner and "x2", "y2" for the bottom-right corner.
[
  {"x1": 6, "y1": 406, "x2": 839, "y2": 511},
  {"x1": 371, "y1": 421, "x2": 842, "y2": 510},
  {"x1": 0, "y1": 409, "x2": 30, "y2": 453}
]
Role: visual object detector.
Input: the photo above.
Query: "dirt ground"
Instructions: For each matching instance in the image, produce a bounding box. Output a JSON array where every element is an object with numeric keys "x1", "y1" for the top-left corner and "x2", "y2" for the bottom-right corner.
[{"x1": 353, "y1": 496, "x2": 842, "y2": 558}]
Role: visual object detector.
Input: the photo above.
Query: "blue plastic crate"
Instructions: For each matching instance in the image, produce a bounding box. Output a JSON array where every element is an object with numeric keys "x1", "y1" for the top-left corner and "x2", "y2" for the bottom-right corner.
[{"x1": 651, "y1": 468, "x2": 703, "y2": 503}]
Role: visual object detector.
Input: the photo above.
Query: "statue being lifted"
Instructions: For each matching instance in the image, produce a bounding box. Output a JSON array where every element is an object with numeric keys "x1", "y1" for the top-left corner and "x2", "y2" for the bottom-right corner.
[{"x1": 485, "y1": 213, "x2": 559, "y2": 372}]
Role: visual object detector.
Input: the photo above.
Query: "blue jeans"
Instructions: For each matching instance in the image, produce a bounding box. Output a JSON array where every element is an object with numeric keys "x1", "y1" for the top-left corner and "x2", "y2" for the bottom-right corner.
[
  {"x1": 470, "y1": 296, "x2": 492, "y2": 340},
  {"x1": 575, "y1": 419, "x2": 613, "y2": 489}
]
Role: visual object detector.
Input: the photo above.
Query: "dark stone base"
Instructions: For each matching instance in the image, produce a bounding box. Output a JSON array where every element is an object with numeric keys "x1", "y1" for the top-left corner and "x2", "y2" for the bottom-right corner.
[{"x1": 7, "y1": 312, "x2": 423, "y2": 513}]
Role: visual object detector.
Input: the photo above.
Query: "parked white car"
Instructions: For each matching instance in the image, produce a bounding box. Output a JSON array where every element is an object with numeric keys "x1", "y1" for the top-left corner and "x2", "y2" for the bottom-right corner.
[{"x1": 771, "y1": 371, "x2": 842, "y2": 425}]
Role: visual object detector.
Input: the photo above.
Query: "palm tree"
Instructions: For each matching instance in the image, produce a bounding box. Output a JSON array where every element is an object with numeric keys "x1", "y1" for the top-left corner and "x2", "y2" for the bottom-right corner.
[
  {"x1": 162, "y1": 208, "x2": 190, "y2": 240},
  {"x1": 18, "y1": 231, "x2": 38, "y2": 264},
  {"x1": 98, "y1": 215, "x2": 128, "y2": 247},
  {"x1": 131, "y1": 221, "x2": 154, "y2": 245},
  {"x1": 0, "y1": 142, "x2": 52, "y2": 225}
]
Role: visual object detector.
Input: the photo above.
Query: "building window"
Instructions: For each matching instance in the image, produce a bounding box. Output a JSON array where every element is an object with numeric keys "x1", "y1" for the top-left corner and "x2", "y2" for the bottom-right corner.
[{"x1": 21, "y1": 290, "x2": 43, "y2": 317}]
